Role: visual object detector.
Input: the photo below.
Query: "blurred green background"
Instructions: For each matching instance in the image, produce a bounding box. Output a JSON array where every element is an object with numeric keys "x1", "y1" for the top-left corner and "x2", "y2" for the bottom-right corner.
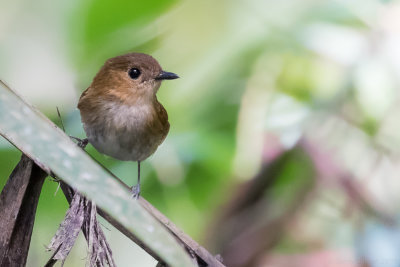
[{"x1": 2, "y1": 0, "x2": 400, "y2": 266}]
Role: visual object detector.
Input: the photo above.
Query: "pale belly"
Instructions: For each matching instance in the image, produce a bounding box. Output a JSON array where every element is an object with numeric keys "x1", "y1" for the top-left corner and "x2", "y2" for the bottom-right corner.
[
  {"x1": 82, "y1": 104, "x2": 168, "y2": 162},
  {"x1": 85, "y1": 126, "x2": 162, "y2": 161}
]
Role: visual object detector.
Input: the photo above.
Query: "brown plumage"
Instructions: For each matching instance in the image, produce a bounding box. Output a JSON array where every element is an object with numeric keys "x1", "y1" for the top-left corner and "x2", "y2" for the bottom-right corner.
[{"x1": 78, "y1": 53, "x2": 179, "y2": 197}]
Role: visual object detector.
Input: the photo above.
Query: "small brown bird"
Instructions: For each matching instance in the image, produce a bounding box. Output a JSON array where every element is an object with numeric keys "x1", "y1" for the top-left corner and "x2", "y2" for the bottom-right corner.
[{"x1": 78, "y1": 53, "x2": 178, "y2": 198}]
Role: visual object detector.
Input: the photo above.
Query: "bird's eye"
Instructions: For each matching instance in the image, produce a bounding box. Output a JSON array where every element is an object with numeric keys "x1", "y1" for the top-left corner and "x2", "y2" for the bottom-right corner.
[{"x1": 128, "y1": 68, "x2": 141, "y2": 79}]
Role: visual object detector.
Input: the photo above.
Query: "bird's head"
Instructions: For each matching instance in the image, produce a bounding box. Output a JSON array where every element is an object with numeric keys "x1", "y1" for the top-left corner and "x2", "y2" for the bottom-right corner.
[{"x1": 90, "y1": 53, "x2": 179, "y2": 104}]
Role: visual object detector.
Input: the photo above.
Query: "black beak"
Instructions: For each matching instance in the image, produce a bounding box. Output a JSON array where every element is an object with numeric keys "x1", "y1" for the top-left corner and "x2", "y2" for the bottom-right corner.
[{"x1": 155, "y1": 71, "x2": 179, "y2": 80}]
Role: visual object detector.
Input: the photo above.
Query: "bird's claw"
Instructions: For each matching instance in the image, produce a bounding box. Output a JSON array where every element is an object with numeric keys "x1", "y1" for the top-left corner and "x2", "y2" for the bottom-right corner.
[
  {"x1": 131, "y1": 184, "x2": 141, "y2": 199},
  {"x1": 78, "y1": 138, "x2": 89, "y2": 149},
  {"x1": 70, "y1": 136, "x2": 88, "y2": 149}
]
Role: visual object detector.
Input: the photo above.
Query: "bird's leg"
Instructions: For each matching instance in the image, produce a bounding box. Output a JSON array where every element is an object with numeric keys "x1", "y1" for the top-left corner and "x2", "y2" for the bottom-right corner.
[
  {"x1": 70, "y1": 136, "x2": 89, "y2": 149},
  {"x1": 131, "y1": 161, "x2": 141, "y2": 199}
]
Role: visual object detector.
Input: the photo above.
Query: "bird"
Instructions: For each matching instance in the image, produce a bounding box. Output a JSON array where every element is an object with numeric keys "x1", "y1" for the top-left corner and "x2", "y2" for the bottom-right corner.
[{"x1": 77, "y1": 53, "x2": 179, "y2": 198}]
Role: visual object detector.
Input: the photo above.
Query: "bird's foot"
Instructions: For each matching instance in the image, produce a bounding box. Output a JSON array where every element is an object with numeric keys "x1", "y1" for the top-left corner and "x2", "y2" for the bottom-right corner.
[
  {"x1": 70, "y1": 136, "x2": 88, "y2": 149},
  {"x1": 77, "y1": 138, "x2": 89, "y2": 149},
  {"x1": 131, "y1": 184, "x2": 141, "y2": 199}
]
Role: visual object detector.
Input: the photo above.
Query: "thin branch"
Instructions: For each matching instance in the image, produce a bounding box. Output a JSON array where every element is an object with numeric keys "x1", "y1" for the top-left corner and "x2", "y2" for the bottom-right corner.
[
  {"x1": 61, "y1": 153, "x2": 223, "y2": 267},
  {"x1": 56, "y1": 107, "x2": 65, "y2": 132},
  {"x1": 61, "y1": 177, "x2": 222, "y2": 267}
]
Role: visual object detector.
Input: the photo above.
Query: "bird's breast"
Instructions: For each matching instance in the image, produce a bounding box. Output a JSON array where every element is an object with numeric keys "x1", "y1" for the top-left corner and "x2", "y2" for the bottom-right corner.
[{"x1": 82, "y1": 100, "x2": 169, "y2": 161}]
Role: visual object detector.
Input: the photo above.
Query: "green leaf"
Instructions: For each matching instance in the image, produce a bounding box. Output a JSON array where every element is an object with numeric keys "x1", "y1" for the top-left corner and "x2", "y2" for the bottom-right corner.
[{"x1": 0, "y1": 80, "x2": 196, "y2": 267}]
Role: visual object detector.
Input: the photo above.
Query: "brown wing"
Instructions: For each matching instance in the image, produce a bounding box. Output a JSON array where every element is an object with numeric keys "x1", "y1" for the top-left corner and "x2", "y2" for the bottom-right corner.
[
  {"x1": 78, "y1": 87, "x2": 90, "y2": 101},
  {"x1": 77, "y1": 87, "x2": 92, "y2": 112},
  {"x1": 155, "y1": 101, "x2": 170, "y2": 145}
]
